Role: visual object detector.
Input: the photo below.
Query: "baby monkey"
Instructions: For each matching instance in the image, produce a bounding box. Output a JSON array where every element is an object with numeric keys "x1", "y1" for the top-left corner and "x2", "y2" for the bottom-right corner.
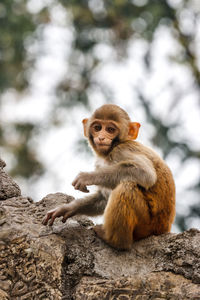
[{"x1": 42, "y1": 104, "x2": 176, "y2": 250}]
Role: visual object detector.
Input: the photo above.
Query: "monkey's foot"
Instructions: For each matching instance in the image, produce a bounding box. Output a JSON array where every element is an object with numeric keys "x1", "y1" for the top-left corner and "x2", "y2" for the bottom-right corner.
[
  {"x1": 93, "y1": 224, "x2": 107, "y2": 241},
  {"x1": 93, "y1": 224, "x2": 131, "y2": 251},
  {"x1": 93, "y1": 225, "x2": 123, "y2": 250}
]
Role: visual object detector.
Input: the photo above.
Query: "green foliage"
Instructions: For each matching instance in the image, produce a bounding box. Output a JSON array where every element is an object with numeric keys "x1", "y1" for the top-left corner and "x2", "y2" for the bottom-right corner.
[
  {"x1": 0, "y1": 0, "x2": 49, "y2": 177},
  {"x1": 0, "y1": 0, "x2": 34, "y2": 91}
]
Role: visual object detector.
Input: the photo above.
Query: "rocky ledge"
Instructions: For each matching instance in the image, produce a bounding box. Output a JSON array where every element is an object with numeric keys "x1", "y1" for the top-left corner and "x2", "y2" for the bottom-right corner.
[{"x1": 0, "y1": 158, "x2": 200, "y2": 299}]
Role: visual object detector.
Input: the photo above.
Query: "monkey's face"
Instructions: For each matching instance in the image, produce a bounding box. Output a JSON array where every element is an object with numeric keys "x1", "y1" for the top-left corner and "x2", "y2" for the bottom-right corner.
[
  {"x1": 82, "y1": 105, "x2": 141, "y2": 156},
  {"x1": 90, "y1": 120, "x2": 119, "y2": 154}
]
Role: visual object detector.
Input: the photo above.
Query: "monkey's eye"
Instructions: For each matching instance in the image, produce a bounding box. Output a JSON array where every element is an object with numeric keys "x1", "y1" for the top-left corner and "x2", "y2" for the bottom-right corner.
[
  {"x1": 93, "y1": 124, "x2": 102, "y2": 132},
  {"x1": 107, "y1": 127, "x2": 116, "y2": 134}
]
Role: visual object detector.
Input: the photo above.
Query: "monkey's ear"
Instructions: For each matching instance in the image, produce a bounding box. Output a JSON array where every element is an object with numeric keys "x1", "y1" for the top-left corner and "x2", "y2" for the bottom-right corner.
[
  {"x1": 82, "y1": 118, "x2": 89, "y2": 137},
  {"x1": 128, "y1": 122, "x2": 141, "y2": 140}
]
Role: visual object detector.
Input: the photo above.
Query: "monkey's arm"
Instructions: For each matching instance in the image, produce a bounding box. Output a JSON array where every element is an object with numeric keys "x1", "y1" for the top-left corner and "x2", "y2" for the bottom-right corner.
[
  {"x1": 42, "y1": 190, "x2": 107, "y2": 226},
  {"x1": 73, "y1": 190, "x2": 107, "y2": 216},
  {"x1": 72, "y1": 154, "x2": 157, "y2": 192}
]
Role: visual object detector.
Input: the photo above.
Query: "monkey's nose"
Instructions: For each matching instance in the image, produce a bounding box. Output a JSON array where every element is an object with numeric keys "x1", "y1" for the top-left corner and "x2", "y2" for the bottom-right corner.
[{"x1": 99, "y1": 137, "x2": 105, "y2": 141}]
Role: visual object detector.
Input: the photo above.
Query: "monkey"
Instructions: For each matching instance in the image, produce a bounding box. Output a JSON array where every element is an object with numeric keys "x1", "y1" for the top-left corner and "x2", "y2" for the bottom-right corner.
[{"x1": 42, "y1": 104, "x2": 176, "y2": 251}]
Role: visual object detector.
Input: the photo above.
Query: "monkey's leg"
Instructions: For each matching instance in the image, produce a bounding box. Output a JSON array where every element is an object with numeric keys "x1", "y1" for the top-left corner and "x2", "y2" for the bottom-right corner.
[
  {"x1": 102, "y1": 182, "x2": 150, "y2": 250},
  {"x1": 93, "y1": 224, "x2": 106, "y2": 241}
]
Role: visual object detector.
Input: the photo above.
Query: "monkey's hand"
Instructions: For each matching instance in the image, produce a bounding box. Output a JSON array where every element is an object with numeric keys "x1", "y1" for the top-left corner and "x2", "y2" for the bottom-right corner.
[
  {"x1": 42, "y1": 204, "x2": 76, "y2": 226},
  {"x1": 72, "y1": 172, "x2": 93, "y2": 193}
]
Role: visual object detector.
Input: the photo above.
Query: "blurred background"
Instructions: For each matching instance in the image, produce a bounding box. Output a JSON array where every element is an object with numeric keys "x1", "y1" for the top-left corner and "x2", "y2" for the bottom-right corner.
[{"x1": 0, "y1": 0, "x2": 199, "y2": 232}]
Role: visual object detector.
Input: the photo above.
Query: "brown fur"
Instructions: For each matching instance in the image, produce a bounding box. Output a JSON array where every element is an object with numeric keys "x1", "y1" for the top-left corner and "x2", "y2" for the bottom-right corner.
[
  {"x1": 43, "y1": 104, "x2": 176, "y2": 251},
  {"x1": 102, "y1": 141, "x2": 176, "y2": 250}
]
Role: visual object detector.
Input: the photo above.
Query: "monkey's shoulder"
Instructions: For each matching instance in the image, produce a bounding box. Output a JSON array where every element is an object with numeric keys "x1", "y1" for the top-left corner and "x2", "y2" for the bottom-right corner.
[
  {"x1": 110, "y1": 140, "x2": 160, "y2": 162},
  {"x1": 120, "y1": 141, "x2": 174, "y2": 177}
]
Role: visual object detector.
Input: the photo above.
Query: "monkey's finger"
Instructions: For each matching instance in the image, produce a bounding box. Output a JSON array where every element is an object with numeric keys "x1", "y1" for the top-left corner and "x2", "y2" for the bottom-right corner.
[
  {"x1": 48, "y1": 207, "x2": 68, "y2": 226},
  {"x1": 72, "y1": 179, "x2": 81, "y2": 189},
  {"x1": 62, "y1": 211, "x2": 74, "y2": 223},
  {"x1": 81, "y1": 186, "x2": 89, "y2": 193},
  {"x1": 48, "y1": 213, "x2": 58, "y2": 226},
  {"x1": 74, "y1": 183, "x2": 80, "y2": 190},
  {"x1": 77, "y1": 183, "x2": 89, "y2": 193},
  {"x1": 74, "y1": 182, "x2": 86, "y2": 192},
  {"x1": 42, "y1": 212, "x2": 53, "y2": 225},
  {"x1": 42, "y1": 216, "x2": 48, "y2": 225},
  {"x1": 72, "y1": 177, "x2": 79, "y2": 187}
]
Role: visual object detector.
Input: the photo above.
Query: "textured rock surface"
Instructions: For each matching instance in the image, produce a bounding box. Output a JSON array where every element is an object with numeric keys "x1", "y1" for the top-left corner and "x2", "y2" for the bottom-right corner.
[
  {"x1": 0, "y1": 158, "x2": 200, "y2": 299},
  {"x1": 0, "y1": 159, "x2": 21, "y2": 200}
]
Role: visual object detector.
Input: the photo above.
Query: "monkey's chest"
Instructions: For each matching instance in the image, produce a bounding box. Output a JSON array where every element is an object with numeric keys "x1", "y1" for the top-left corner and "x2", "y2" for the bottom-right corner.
[
  {"x1": 95, "y1": 158, "x2": 112, "y2": 198},
  {"x1": 95, "y1": 157, "x2": 111, "y2": 168}
]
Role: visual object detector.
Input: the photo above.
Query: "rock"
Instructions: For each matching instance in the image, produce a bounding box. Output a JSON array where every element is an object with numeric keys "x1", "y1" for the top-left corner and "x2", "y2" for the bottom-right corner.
[
  {"x1": 0, "y1": 159, "x2": 21, "y2": 200},
  {"x1": 0, "y1": 159, "x2": 6, "y2": 169},
  {"x1": 0, "y1": 158, "x2": 200, "y2": 299}
]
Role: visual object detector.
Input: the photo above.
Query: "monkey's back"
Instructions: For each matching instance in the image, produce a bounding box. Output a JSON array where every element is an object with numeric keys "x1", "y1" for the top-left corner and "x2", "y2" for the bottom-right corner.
[
  {"x1": 112, "y1": 140, "x2": 176, "y2": 235},
  {"x1": 134, "y1": 141, "x2": 176, "y2": 234}
]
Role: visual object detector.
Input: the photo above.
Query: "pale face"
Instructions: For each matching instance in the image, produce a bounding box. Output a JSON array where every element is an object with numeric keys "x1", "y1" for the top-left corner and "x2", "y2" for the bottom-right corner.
[{"x1": 90, "y1": 120, "x2": 119, "y2": 153}]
